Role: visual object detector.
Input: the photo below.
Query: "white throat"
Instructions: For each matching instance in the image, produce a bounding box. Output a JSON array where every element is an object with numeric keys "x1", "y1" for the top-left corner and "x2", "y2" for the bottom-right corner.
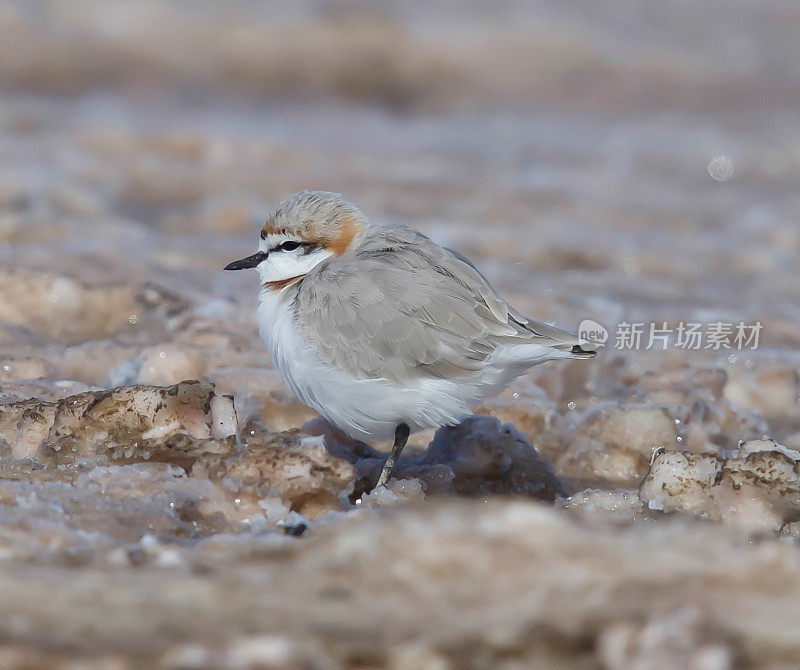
[{"x1": 255, "y1": 236, "x2": 333, "y2": 284}]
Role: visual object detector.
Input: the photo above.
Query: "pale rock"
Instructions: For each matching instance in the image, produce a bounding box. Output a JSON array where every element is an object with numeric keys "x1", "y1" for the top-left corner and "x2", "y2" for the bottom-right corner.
[
  {"x1": 0, "y1": 398, "x2": 57, "y2": 460},
  {"x1": 735, "y1": 437, "x2": 800, "y2": 461},
  {"x1": 639, "y1": 439, "x2": 800, "y2": 533},
  {"x1": 638, "y1": 452, "x2": 722, "y2": 517},
  {"x1": 209, "y1": 394, "x2": 237, "y2": 439},
  {"x1": 0, "y1": 381, "x2": 236, "y2": 463},
  {"x1": 218, "y1": 431, "x2": 355, "y2": 520}
]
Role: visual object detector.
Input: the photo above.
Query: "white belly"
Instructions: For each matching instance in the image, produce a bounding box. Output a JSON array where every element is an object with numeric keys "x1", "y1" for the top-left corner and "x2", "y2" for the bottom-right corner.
[
  {"x1": 257, "y1": 287, "x2": 560, "y2": 442},
  {"x1": 257, "y1": 288, "x2": 474, "y2": 441}
]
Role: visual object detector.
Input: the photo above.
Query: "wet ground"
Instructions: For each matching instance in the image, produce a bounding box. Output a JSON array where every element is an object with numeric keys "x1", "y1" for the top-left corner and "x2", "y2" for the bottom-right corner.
[{"x1": 1, "y1": 1, "x2": 800, "y2": 668}]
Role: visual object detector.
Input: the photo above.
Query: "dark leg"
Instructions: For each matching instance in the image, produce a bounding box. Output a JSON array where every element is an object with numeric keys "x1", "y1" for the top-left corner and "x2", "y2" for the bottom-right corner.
[{"x1": 376, "y1": 423, "x2": 410, "y2": 488}]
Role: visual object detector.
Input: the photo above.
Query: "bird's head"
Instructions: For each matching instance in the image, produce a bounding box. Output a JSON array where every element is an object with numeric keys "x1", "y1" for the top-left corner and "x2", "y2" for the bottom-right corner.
[{"x1": 224, "y1": 190, "x2": 366, "y2": 288}]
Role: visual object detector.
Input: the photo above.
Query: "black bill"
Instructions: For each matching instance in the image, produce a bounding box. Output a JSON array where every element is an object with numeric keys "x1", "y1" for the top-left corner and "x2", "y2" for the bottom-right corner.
[{"x1": 224, "y1": 251, "x2": 267, "y2": 271}]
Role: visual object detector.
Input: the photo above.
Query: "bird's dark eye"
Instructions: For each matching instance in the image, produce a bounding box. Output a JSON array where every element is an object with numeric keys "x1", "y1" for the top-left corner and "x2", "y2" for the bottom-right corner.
[{"x1": 277, "y1": 240, "x2": 302, "y2": 252}]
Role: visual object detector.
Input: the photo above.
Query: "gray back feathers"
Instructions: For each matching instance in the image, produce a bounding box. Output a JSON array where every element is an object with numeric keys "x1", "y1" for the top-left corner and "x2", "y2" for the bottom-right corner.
[{"x1": 292, "y1": 225, "x2": 588, "y2": 383}]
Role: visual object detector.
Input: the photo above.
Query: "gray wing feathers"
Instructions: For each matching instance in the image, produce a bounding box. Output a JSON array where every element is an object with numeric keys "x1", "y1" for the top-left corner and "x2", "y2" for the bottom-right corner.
[{"x1": 294, "y1": 227, "x2": 590, "y2": 383}]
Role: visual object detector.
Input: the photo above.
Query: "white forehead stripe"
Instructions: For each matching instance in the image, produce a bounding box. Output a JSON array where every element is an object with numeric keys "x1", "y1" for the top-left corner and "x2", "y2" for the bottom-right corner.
[{"x1": 260, "y1": 233, "x2": 301, "y2": 252}]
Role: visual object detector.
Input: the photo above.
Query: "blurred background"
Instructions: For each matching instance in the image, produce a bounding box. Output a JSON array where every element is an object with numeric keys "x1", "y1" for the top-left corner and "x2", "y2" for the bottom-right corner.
[
  {"x1": 3, "y1": 2, "x2": 800, "y2": 665},
  {"x1": 3, "y1": 4, "x2": 799, "y2": 297},
  {"x1": 2, "y1": 0, "x2": 800, "y2": 428},
  {"x1": 3, "y1": 2, "x2": 800, "y2": 297},
  {"x1": 1, "y1": 0, "x2": 800, "y2": 437}
]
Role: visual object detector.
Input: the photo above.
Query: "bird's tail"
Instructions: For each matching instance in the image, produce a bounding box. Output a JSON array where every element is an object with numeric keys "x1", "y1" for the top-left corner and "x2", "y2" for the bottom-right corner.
[
  {"x1": 524, "y1": 318, "x2": 599, "y2": 359},
  {"x1": 567, "y1": 342, "x2": 598, "y2": 358}
]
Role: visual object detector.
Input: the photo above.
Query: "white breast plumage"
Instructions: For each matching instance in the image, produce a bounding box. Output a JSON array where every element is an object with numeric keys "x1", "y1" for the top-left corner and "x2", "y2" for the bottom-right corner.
[{"x1": 257, "y1": 284, "x2": 487, "y2": 441}]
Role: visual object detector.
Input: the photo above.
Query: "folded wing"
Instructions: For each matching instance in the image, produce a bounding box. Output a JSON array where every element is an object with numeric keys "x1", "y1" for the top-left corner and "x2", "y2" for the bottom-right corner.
[{"x1": 294, "y1": 226, "x2": 593, "y2": 383}]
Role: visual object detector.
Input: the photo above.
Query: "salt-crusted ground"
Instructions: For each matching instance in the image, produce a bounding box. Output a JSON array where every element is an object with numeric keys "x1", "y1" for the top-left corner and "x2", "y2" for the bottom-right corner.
[{"x1": 2, "y1": 1, "x2": 800, "y2": 668}]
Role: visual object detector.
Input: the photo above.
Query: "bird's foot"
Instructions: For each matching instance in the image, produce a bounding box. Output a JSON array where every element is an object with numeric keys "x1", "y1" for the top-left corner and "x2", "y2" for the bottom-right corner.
[{"x1": 374, "y1": 423, "x2": 410, "y2": 489}]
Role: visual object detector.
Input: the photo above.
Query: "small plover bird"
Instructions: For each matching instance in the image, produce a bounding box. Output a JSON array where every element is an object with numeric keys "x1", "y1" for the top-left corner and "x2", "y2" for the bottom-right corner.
[{"x1": 226, "y1": 191, "x2": 595, "y2": 487}]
